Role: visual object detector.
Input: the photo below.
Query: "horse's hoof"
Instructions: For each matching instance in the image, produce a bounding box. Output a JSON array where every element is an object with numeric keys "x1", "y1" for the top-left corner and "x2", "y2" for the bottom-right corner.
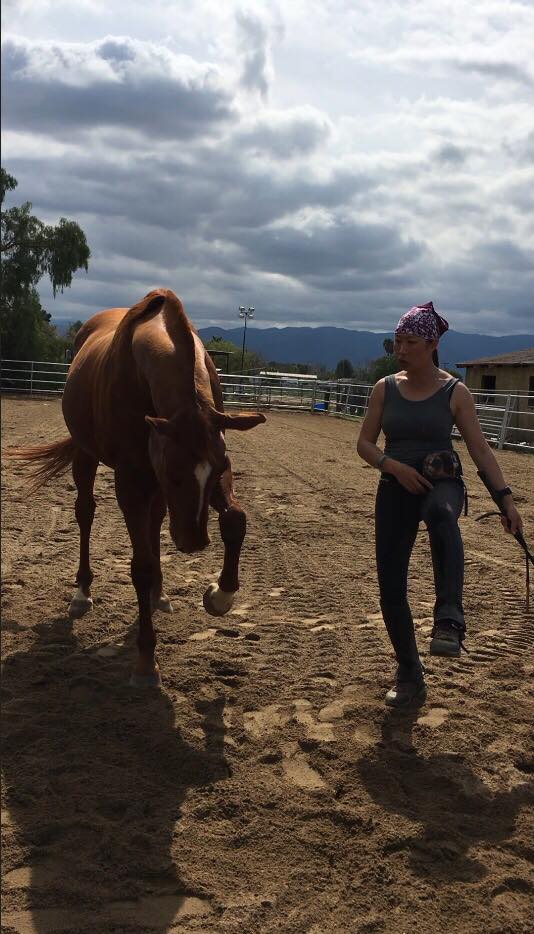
[
  {"x1": 203, "y1": 583, "x2": 235, "y2": 617},
  {"x1": 157, "y1": 595, "x2": 173, "y2": 614},
  {"x1": 129, "y1": 670, "x2": 162, "y2": 689},
  {"x1": 68, "y1": 596, "x2": 93, "y2": 619}
]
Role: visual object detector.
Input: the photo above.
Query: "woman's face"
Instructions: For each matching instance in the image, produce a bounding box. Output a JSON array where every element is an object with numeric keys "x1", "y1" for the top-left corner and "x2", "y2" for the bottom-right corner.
[{"x1": 394, "y1": 333, "x2": 437, "y2": 368}]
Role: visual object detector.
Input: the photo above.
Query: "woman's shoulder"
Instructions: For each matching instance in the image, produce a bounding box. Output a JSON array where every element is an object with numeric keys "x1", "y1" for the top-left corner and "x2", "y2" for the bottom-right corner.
[
  {"x1": 374, "y1": 371, "x2": 401, "y2": 389},
  {"x1": 439, "y1": 368, "x2": 464, "y2": 383},
  {"x1": 376, "y1": 371, "x2": 405, "y2": 387},
  {"x1": 442, "y1": 374, "x2": 471, "y2": 412},
  {"x1": 439, "y1": 370, "x2": 466, "y2": 393}
]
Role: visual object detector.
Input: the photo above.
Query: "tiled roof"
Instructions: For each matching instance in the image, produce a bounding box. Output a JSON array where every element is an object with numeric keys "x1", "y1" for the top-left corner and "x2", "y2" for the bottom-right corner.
[{"x1": 456, "y1": 347, "x2": 534, "y2": 367}]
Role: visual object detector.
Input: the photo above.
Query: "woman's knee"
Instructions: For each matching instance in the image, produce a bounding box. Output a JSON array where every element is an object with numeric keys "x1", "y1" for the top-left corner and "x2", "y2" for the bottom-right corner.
[{"x1": 424, "y1": 499, "x2": 459, "y2": 527}]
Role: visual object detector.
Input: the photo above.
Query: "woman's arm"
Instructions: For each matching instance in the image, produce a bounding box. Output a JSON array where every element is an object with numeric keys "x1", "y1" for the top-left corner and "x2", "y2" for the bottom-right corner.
[
  {"x1": 452, "y1": 383, "x2": 523, "y2": 534},
  {"x1": 356, "y1": 381, "x2": 432, "y2": 494},
  {"x1": 356, "y1": 381, "x2": 387, "y2": 467}
]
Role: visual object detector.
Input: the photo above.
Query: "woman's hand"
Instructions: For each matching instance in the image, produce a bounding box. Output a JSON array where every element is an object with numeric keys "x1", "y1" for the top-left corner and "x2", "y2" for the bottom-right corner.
[
  {"x1": 501, "y1": 499, "x2": 523, "y2": 536},
  {"x1": 388, "y1": 461, "x2": 434, "y2": 495}
]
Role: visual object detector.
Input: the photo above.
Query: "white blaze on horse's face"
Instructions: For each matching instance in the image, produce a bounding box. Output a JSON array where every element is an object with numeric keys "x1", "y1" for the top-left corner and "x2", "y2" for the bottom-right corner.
[{"x1": 194, "y1": 460, "x2": 212, "y2": 524}]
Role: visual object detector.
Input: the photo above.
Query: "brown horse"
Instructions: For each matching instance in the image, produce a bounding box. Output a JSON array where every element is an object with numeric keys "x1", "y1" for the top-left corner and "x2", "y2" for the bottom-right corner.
[{"x1": 14, "y1": 289, "x2": 265, "y2": 686}]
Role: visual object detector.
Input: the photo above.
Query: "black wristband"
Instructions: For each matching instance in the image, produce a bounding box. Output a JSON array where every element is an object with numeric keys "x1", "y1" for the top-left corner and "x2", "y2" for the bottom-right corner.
[{"x1": 496, "y1": 486, "x2": 512, "y2": 503}]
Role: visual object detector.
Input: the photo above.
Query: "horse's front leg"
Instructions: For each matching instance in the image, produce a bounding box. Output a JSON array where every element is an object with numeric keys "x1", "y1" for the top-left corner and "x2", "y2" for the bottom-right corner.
[
  {"x1": 203, "y1": 463, "x2": 246, "y2": 617},
  {"x1": 115, "y1": 470, "x2": 161, "y2": 687}
]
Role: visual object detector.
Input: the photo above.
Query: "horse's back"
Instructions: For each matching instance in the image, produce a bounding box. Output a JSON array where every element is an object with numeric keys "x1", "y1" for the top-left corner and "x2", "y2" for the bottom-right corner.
[
  {"x1": 73, "y1": 308, "x2": 129, "y2": 355},
  {"x1": 63, "y1": 308, "x2": 132, "y2": 460}
]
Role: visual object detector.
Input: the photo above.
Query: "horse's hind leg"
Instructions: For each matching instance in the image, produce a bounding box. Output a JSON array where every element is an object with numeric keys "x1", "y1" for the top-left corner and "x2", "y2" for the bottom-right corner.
[
  {"x1": 203, "y1": 460, "x2": 246, "y2": 617},
  {"x1": 69, "y1": 449, "x2": 98, "y2": 619},
  {"x1": 149, "y1": 488, "x2": 173, "y2": 614},
  {"x1": 114, "y1": 470, "x2": 160, "y2": 687}
]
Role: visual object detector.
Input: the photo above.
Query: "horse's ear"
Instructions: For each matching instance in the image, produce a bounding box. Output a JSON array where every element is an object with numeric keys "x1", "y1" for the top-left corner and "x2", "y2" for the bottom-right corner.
[
  {"x1": 211, "y1": 410, "x2": 266, "y2": 431},
  {"x1": 145, "y1": 415, "x2": 173, "y2": 436}
]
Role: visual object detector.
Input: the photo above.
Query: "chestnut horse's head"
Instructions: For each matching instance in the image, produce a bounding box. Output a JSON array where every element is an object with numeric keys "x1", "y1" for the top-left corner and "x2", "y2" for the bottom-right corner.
[{"x1": 146, "y1": 406, "x2": 265, "y2": 554}]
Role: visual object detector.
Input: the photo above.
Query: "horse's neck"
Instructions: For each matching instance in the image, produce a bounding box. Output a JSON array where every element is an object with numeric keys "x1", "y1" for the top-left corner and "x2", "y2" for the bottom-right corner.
[
  {"x1": 160, "y1": 301, "x2": 213, "y2": 409},
  {"x1": 130, "y1": 315, "x2": 201, "y2": 417}
]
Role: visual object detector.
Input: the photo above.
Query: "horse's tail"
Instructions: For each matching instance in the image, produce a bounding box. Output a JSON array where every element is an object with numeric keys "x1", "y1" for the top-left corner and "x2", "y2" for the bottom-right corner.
[{"x1": 7, "y1": 437, "x2": 76, "y2": 492}]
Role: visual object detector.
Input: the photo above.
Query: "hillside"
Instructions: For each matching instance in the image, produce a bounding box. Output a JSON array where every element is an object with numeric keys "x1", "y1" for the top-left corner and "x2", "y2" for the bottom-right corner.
[
  {"x1": 197, "y1": 325, "x2": 534, "y2": 370},
  {"x1": 53, "y1": 319, "x2": 534, "y2": 370}
]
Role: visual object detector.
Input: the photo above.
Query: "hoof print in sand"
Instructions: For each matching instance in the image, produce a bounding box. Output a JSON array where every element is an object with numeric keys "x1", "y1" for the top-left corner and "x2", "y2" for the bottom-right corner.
[
  {"x1": 244, "y1": 699, "x2": 336, "y2": 744},
  {"x1": 417, "y1": 707, "x2": 449, "y2": 728},
  {"x1": 281, "y1": 742, "x2": 327, "y2": 791}
]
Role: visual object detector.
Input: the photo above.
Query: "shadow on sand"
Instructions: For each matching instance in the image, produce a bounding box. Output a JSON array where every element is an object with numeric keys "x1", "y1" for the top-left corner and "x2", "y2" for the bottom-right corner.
[
  {"x1": 357, "y1": 709, "x2": 532, "y2": 884},
  {"x1": 1, "y1": 614, "x2": 229, "y2": 933}
]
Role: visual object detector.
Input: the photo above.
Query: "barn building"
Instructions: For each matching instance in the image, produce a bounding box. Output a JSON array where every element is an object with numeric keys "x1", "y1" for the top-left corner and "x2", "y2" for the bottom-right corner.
[{"x1": 456, "y1": 347, "x2": 534, "y2": 443}]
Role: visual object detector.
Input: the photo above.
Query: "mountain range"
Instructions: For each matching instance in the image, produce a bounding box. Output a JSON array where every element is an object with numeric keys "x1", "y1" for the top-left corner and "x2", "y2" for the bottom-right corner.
[
  {"x1": 196, "y1": 325, "x2": 534, "y2": 370},
  {"x1": 54, "y1": 320, "x2": 534, "y2": 370}
]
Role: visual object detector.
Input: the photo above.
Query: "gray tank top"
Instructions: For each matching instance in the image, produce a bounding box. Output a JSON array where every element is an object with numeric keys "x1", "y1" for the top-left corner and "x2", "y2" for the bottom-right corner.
[{"x1": 382, "y1": 374, "x2": 459, "y2": 467}]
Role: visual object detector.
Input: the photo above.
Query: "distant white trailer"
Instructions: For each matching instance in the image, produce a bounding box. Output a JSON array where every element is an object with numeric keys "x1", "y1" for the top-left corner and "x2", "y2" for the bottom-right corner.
[{"x1": 259, "y1": 371, "x2": 318, "y2": 380}]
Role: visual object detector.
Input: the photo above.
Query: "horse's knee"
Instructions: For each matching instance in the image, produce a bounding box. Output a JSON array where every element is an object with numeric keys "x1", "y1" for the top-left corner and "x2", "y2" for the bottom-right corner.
[{"x1": 219, "y1": 507, "x2": 246, "y2": 544}]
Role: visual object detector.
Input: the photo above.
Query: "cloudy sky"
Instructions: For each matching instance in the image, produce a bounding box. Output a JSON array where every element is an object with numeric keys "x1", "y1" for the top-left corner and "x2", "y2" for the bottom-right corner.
[{"x1": 2, "y1": 0, "x2": 534, "y2": 333}]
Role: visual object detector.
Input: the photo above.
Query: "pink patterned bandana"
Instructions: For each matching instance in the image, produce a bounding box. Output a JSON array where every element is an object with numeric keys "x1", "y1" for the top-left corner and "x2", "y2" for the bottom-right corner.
[{"x1": 394, "y1": 301, "x2": 449, "y2": 341}]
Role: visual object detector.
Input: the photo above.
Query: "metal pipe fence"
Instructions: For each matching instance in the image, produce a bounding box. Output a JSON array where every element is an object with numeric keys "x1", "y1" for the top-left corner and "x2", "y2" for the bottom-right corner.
[
  {"x1": 2, "y1": 359, "x2": 532, "y2": 452},
  {"x1": 1, "y1": 359, "x2": 70, "y2": 395}
]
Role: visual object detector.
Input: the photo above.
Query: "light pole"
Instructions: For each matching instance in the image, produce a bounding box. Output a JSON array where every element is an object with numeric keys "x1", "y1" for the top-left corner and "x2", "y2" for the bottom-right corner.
[{"x1": 239, "y1": 305, "x2": 254, "y2": 373}]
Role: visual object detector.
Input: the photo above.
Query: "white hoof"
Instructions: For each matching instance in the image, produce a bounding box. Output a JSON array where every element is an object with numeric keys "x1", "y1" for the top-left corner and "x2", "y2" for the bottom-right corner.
[
  {"x1": 129, "y1": 669, "x2": 162, "y2": 689},
  {"x1": 68, "y1": 592, "x2": 93, "y2": 619},
  {"x1": 152, "y1": 593, "x2": 173, "y2": 613},
  {"x1": 203, "y1": 583, "x2": 236, "y2": 617}
]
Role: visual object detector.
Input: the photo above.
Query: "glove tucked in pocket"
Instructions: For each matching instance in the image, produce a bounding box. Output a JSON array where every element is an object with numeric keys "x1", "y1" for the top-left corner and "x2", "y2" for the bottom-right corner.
[{"x1": 422, "y1": 450, "x2": 462, "y2": 482}]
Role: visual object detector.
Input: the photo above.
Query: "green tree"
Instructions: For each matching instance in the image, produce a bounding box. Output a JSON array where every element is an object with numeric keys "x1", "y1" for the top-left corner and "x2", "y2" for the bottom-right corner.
[
  {"x1": 204, "y1": 336, "x2": 265, "y2": 374},
  {"x1": 366, "y1": 354, "x2": 399, "y2": 383},
  {"x1": 1, "y1": 168, "x2": 90, "y2": 360},
  {"x1": 65, "y1": 320, "x2": 84, "y2": 345},
  {"x1": 335, "y1": 358, "x2": 354, "y2": 379}
]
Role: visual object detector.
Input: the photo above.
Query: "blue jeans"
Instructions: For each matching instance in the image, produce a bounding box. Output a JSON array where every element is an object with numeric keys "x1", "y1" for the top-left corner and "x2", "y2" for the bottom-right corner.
[{"x1": 375, "y1": 474, "x2": 465, "y2": 679}]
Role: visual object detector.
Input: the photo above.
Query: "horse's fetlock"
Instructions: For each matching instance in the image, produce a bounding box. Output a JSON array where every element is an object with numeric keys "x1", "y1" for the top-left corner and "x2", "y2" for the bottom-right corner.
[{"x1": 75, "y1": 569, "x2": 94, "y2": 589}]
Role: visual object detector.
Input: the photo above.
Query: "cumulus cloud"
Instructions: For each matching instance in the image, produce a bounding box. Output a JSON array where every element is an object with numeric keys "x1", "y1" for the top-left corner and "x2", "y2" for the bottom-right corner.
[
  {"x1": 235, "y1": 7, "x2": 283, "y2": 99},
  {"x1": 1, "y1": 1, "x2": 533, "y2": 335},
  {"x1": 234, "y1": 107, "x2": 331, "y2": 159},
  {"x1": 2, "y1": 35, "x2": 234, "y2": 138}
]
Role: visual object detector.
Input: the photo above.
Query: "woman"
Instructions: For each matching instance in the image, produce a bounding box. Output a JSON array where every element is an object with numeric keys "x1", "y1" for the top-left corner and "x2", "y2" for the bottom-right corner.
[{"x1": 357, "y1": 302, "x2": 523, "y2": 708}]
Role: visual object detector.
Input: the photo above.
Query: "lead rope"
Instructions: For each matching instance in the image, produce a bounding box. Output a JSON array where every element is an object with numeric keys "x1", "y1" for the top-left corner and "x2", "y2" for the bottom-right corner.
[{"x1": 475, "y1": 510, "x2": 533, "y2": 613}]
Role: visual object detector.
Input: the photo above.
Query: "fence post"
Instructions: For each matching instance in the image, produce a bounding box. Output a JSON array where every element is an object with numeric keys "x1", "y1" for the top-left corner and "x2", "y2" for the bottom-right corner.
[
  {"x1": 30, "y1": 360, "x2": 34, "y2": 396},
  {"x1": 498, "y1": 395, "x2": 513, "y2": 449},
  {"x1": 311, "y1": 383, "x2": 316, "y2": 413}
]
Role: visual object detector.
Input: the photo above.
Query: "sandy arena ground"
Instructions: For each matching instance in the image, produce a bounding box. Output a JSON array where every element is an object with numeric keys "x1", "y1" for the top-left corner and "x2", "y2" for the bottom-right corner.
[{"x1": 1, "y1": 397, "x2": 533, "y2": 934}]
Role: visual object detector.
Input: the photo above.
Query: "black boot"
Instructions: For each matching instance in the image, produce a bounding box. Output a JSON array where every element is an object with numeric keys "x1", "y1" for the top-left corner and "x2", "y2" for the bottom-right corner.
[
  {"x1": 430, "y1": 620, "x2": 464, "y2": 658},
  {"x1": 385, "y1": 664, "x2": 427, "y2": 709}
]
